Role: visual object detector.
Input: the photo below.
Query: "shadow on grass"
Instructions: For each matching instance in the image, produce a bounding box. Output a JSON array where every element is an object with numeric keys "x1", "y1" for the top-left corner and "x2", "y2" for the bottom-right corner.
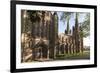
[{"x1": 55, "y1": 51, "x2": 90, "y2": 60}]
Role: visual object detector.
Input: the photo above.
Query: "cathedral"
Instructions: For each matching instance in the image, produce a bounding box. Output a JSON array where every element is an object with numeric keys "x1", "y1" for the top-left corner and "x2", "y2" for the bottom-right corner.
[{"x1": 21, "y1": 10, "x2": 83, "y2": 62}]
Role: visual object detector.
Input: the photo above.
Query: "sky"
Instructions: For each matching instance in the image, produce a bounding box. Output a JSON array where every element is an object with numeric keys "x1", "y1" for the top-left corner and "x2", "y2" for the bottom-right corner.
[
  {"x1": 57, "y1": 12, "x2": 87, "y2": 34},
  {"x1": 57, "y1": 12, "x2": 90, "y2": 46}
]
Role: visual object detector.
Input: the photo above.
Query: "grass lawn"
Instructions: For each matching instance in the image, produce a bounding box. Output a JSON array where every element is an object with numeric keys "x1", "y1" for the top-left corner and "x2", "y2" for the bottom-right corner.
[
  {"x1": 55, "y1": 50, "x2": 90, "y2": 60},
  {"x1": 25, "y1": 50, "x2": 90, "y2": 62}
]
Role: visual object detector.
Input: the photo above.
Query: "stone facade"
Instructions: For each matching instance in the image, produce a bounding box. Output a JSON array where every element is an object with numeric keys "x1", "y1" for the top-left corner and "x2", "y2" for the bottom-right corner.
[{"x1": 21, "y1": 10, "x2": 83, "y2": 62}]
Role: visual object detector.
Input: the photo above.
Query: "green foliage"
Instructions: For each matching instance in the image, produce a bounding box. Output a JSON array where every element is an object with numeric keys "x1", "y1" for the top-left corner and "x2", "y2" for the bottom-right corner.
[
  {"x1": 60, "y1": 12, "x2": 74, "y2": 34},
  {"x1": 79, "y1": 13, "x2": 90, "y2": 37},
  {"x1": 60, "y1": 12, "x2": 90, "y2": 38},
  {"x1": 60, "y1": 12, "x2": 74, "y2": 22},
  {"x1": 27, "y1": 10, "x2": 41, "y2": 23},
  {"x1": 66, "y1": 17, "x2": 69, "y2": 34},
  {"x1": 54, "y1": 12, "x2": 58, "y2": 32}
]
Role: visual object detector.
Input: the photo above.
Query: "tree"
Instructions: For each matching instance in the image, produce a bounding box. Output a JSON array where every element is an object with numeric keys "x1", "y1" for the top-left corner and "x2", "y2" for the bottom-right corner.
[
  {"x1": 27, "y1": 11, "x2": 41, "y2": 23},
  {"x1": 27, "y1": 11, "x2": 42, "y2": 37},
  {"x1": 79, "y1": 13, "x2": 90, "y2": 38},
  {"x1": 61, "y1": 12, "x2": 90, "y2": 37},
  {"x1": 66, "y1": 17, "x2": 70, "y2": 34},
  {"x1": 79, "y1": 13, "x2": 90, "y2": 53},
  {"x1": 60, "y1": 12, "x2": 74, "y2": 34}
]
